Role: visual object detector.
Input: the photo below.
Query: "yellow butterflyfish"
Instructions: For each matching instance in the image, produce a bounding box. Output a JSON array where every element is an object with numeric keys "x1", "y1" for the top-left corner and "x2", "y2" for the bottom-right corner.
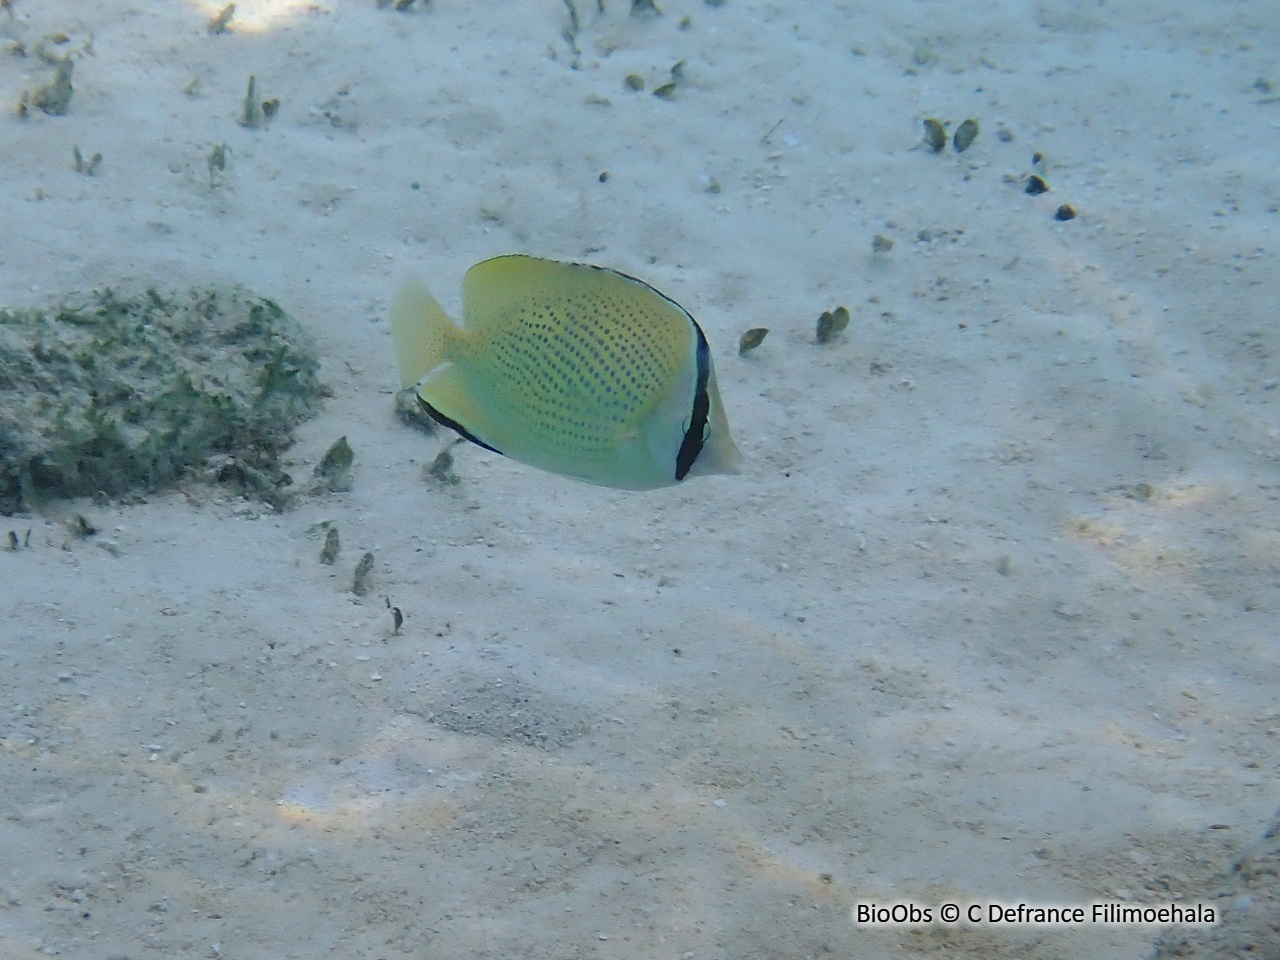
[{"x1": 391, "y1": 255, "x2": 742, "y2": 490}]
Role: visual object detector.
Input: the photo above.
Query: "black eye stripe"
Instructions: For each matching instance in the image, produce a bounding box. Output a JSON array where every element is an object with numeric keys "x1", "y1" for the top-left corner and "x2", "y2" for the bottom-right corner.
[{"x1": 674, "y1": 323, "x2": 711, "y2": 481}]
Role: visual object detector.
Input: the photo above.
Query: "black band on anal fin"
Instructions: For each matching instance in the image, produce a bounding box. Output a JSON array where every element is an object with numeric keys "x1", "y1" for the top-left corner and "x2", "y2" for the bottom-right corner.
[{"x1": 417, "y1": 393, "x2": 504, "y2": 457}]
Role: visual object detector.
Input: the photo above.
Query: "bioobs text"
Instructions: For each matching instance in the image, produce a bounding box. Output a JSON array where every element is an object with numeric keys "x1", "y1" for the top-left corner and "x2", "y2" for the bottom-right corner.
[{"x1": 854, "y1": 903, "x2": 933, "y2": 924}]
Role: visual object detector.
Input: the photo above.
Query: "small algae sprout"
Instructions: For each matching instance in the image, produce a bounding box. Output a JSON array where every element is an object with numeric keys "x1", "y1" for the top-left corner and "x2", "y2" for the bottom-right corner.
[
  {"x1": 631, "y1": 0, "x2": 661, "y2": 15},
  {"x1": 0, "y1": 287, "x2": 322, "y2": 514},
  {"x1": 207, "y1": 3, "x2": 235, "y2": 34},
  {"x1": 427, "y1": 440, "x2": 462, "y2": 485},
  {"x1": 313, "y1": 436, "x2": 354, "y2": 493},
  {"x1": 652, "y1": 61, "x2": 684, "y2": 100},
  {"x1": 72, "y1": 145, "x2": 102, "y2": 175},
  {"x1": 352, "y1": 552, "x2": 375, "y2": 596},
  {"x1": 952, "y1": 117, "x2": 979, "y2": 152},
  {"x1": 922, "y1": 117, "x2": 946, "y2": 152},
  {"x1": 871, "y1": 234, "x2": 894, "y2": 253},
  {"x1": 31, "y1": 56, "x2": 73, "y2": 115},
  {"x1": 912, "y1": 39, "x2": 938, "y2": 67},
  {"x1": 394, "y1": 386, "x2": 437, "y2": 434},
  {"x1": 320, "y1": 526, "x2": 340, "y2": 565},
  {"x1": 563, "y1": 0, "x2": 581, "y2": 34},
  {"x1": 815, "y1": 306, "x2": 850, "y2": 344},
  {"x1": 738, "y1": 327, "x2": 769, "y2": 356},
  {"x1": 558, "y1": 0, "x2": 605, "y2": 67},
  {"x1": 67, "y1": 514, "x2": 97, "y2": 538},
  {"x1": 561, "y1": 0, "x2": 583, "y2": 64},
  {"x1": 240, "y1": 75, "x2": 262, "y2": 127},
  {"x1": 207, "y1": 143, "x2": 230, "y2": 186}
]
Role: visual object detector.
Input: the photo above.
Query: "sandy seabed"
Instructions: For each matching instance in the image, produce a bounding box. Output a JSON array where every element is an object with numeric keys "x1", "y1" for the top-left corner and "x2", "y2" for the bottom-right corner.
[{"x1": 2, "y1": 1, "x2": 1278, "y2": 958}]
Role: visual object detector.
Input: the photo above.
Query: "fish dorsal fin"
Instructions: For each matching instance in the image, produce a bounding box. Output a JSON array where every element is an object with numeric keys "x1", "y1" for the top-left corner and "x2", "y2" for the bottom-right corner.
[
  {"x1": 462, "y1": 255, "x2": 654, "y2": 331},
  {"x1": 464, "y1": 256, "x2": 575, "y2": 329}
]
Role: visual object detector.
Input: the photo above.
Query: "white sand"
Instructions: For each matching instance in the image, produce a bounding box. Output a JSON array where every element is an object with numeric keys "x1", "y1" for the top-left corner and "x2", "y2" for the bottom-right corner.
[{"x1": 2, "y1": 1, "x2": 1278, "y2": 957}]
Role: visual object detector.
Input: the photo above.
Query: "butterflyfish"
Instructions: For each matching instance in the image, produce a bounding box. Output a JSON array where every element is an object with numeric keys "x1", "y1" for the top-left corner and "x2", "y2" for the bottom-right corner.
[{"x1": 391, "y1": 255, "x2": 742, "y2": 490}]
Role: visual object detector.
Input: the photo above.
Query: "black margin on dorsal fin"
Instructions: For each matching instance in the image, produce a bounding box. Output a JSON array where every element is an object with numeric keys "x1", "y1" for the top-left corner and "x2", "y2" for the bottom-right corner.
[
  {"x1": 674, "y1": 322, "x2": 711, "y2": 481},
  {"x1": 417, "y1": 394, "x2": 505, "y2": 457}
]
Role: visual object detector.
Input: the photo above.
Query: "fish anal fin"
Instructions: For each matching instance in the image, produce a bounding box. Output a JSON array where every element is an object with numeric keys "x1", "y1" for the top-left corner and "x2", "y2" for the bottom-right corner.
[{"x1": 417, "y1": 363, "x2": 499, "y2": 453}]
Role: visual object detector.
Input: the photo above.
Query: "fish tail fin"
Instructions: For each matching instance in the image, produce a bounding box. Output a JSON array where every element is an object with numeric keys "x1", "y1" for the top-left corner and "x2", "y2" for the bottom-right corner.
[
  {"x1": 683, "y1": 366, "x2": 744, "y2": 480},
  {"x1": 391, "y1": 276, "x2": 460, "y2": 389}
]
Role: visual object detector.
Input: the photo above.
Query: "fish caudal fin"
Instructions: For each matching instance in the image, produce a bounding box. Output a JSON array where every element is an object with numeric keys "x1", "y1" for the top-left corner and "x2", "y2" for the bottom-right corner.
[
  {"x1": 683, "y1": 364, "x2": 744, "y2": 480},
  {"x1": 391, "y1": 276, "x2": 458, "y2": 389}
]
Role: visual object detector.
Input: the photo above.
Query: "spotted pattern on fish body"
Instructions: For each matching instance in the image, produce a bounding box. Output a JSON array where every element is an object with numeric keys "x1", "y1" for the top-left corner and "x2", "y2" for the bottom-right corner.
[
  {"x1": 477, "y1": 278, "x2": 685, "y2": 449},
  {"x1": 391, "y1": 256, "x2": 741, "y2": 490}
]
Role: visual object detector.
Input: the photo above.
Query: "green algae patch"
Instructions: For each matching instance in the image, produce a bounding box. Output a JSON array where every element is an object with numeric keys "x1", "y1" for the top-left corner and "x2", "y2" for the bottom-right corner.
[{"x1": 0, "y1": 286, "x2": 324, "y2": 514}]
